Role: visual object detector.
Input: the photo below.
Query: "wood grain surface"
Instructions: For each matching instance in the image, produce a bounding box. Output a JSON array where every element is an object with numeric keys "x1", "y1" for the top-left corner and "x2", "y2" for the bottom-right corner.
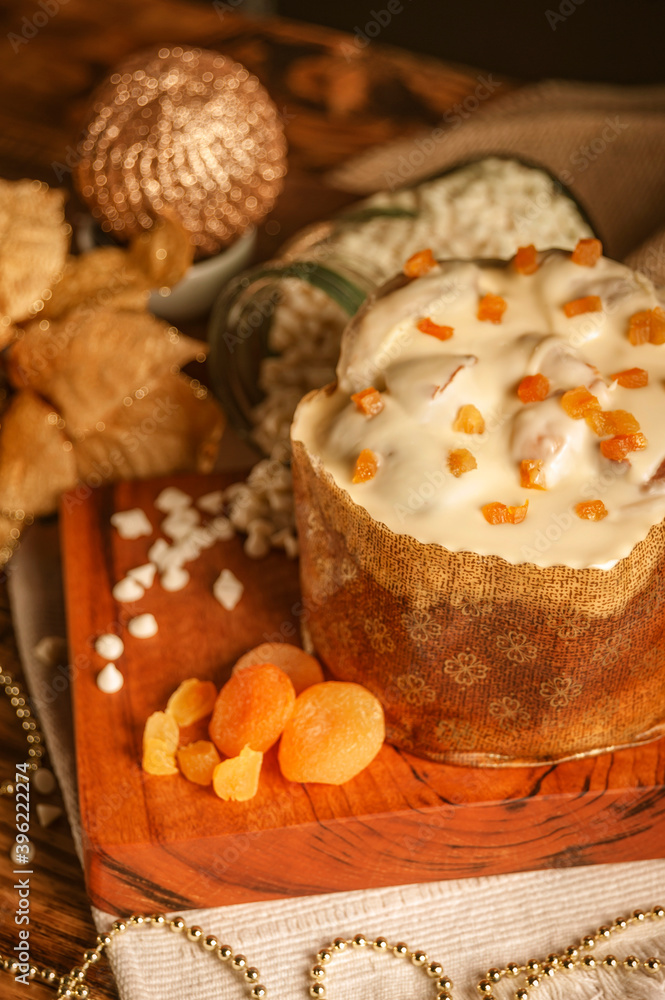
[{"x1": 61, "y1": 473, "x2": 665, "y2": 916}]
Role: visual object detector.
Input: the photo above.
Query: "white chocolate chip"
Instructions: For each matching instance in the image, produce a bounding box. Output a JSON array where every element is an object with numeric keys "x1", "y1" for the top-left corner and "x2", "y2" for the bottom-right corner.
[
  {"x1": 110, "y1": 508, "x2": 152, "y2": 539},
  {"x1": 94, "y1": 633, "x2": 125, "y2": 661},
  {"x1": 32, "y1": 768, "x2": 57, "y2": 795},
  {"x1": 147, "y1": 538, "x2": 170, "y2": 570},
  {"x1": 32, "y1": 636, "x2": 68, "y2": 668},
  {"x1": 96, "y1": 662, "x2": 124, "y2": 693},
  {"x1": 161, "y1": 565, "x2": 190, "y2": 592},
  {"x1": 36, "y1": 804, "x2": 62, "y2": 828},
  {"x1": 196, "y1": 490, "x2": 224, "y2": 514},
  {"x1": 127, "y1": 562, "x2": 157, "y2": 589},
  {"x1": 244, "y1": 532, "x2": 271, "y2": 559},
  {"x1": 162, "y1": 508, "x2": 200, "y2": 540},
  {"x1": 154, "y1": 486, "x2": 192, "y2": 512},
  {"x1": 127, "y1": 613, "x2": 158, "y2": 638},
  {"x1": 210, "y1": 516, "x2": 235, "y2": 541},
  {"x1": 213, "y1": 569, "x2": 244, "y2": 611},
  {"x1": 112, "y1": 577, "x2": 145, "y2": 603}
]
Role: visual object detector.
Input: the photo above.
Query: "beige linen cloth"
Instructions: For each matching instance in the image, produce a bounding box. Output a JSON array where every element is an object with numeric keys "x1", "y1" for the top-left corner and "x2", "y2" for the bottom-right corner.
[{"x1": 9, "y1": 79, "x2": 665, "y2": 999}]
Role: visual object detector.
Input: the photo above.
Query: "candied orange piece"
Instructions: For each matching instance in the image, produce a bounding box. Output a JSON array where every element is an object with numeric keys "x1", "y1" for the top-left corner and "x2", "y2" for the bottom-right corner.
[
  {"x1": 585, "y1": 409, "x2": 640, "y2": 437},
  {"x1": 209, "y1": 662, "x2": 295, "y2": 758},
  {"x1": 477, "y1": 293, "x2": 507, "y2": 323},
  {"x1": 166, "y1": 678, "x2": 217, "y2": 727},
  {"x1": 600, "y1": 433, "x2": 647, "y2": 461},
  {"x1": 143, "y1": 711, "x2": 179, "y2": 752},
  {"x1": 628, "y1": 307, "x2": 665, "y2": 345},
  {"x1": 571, "y1": 238, "x2": 602, "y2": 267},
  {"x1": 482, "y1": 500, "x2": 528, "y2": 525},
  {"x1": 610, "y1": 367, "x2": 648, "y2": 388},
  {"x1": 560, "y1": 386, "x2": 601, "y2": 419},
  {"x1": 233, "y1": 642, "x2": 324, "y2": 696},
  {"x1": 448, "y1": 448, "x2": 477, "y2": 477},
  {"x1": 453, "y1": 404, "x2": 485, "y2": 434},
  {"x1": 351, "y1": 386, "x2": 384, "y2": 418},
  {"x1": 563, "y1": 295, "x2": 603, "y2": 318},
  {"x1": 416, "y1": 317, "x2": 454, "y2": 341},
  {"x1": 177, "y1": 740, "x2": 221, "y2": 786},
  {"x1": 403, "y1": 248, "x2": 437, "y2": 278},
  {"x1": 142, "y1": 738, "x2": 179, "y2": 776},
  {"x1": 352, "y1": 448, "x2": 378, "y2": 483},
  {"x1": 278, "y1": 682, "x2": 385, "y2": 785},
  {"x1": 575, "y1": 500, "x2": 608, "y2": 521},
  {"x1": 518, "y1": 373, "x2": 550, "y2": 403},
  {"x1": 212, "y1": 746, "x2": 263, "y2": 802},
  {"x1": 520, "y1": 459, "x2": 547, "y2": 490},
  {"x1": 513, "y1": 245, "x2": 539, "y2": 275}
]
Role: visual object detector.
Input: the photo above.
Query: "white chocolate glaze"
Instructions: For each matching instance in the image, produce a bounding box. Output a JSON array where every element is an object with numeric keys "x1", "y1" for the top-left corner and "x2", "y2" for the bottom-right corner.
[{"x1": 293, "y1": 250, "x2": 665, "y2": 569}]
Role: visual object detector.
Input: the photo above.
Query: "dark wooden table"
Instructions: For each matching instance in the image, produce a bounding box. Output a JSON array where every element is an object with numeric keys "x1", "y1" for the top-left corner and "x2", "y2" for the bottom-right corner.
[{"x1": 0, "y1": 3, "x2": 507, "y2": 996}]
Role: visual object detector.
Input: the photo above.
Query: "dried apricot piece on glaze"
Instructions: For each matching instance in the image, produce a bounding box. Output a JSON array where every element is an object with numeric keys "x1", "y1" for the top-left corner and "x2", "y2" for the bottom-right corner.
[
  {"x1": 209, "y1": 662, "x2": 296, "y2": 757},
  {"x1": 403, "y1": 248, "x2": 437, "y2": 278},
  {"x1": 610, "y1": 367, "x2": 648, "y2": 388},
  {"x1": 512, "y1": 245, "x2": 539, "y2": 275},
  {"x1": 563, "y1": 295, "x2": 603, "y2": 318},
  {"x1": 600, "y1": 432, "x2": 648, "y2": 461},
  {"x1": 453, "y1": 404, "x2": 485, "y2": 434},
  {"x1": 520, "y1": 459, "x2": 547, "y2": 490},
  {"x1": 560, "y1": 386, "x2": 601, "y2": 419},
  {"x1": 142, "y1": 738, "x2": 179, "y2": 776},
  {"x1": 575, "y1": 500, "x2": 608, "y2": 521},
  {"x1": 482, "y1": 500, "x2": 529, "y2": 525},
  {"x1": 177, "y1": 741, "x2": 221, "y2": 786},
  {"x1": 212, "y1": 746, "x2": 263, "y2": 802},
  {"x1": 416, "y1": 317, "x2": 454, "y2": 341},
  {"x1": 351, "y1": 387, "x2": 384, "y2": 418},
  {"x1": 233, "y1": 642, "x2": 324, "y2": 696},
  {"x1": 448, "y1": 448, "x2": 477, "y2": 477},
  {"x1": 628, "y1": 307, "x2": 665, "y2": 345},
  {"x1": 506, "y1": 499, "x2": 529, "y2": 524},
  {"x1": 143, "y1": 711, "x2": 179, "y2": 752},
  {"x1": 585, "y1": 409, "x2": 640, "y2": 437},
  {"x1": 278, "y1": 682, "x2": 385, "y2": 785},
  {"x1": 166, "y1": 678, "x2": 217, "y2": 726},
  {"x1": 477, "y1": 293, "x2": 507, "y2": 323},
  {"x1": 571, "y1": 238, "x2": 602, "y2": 267},
  {"x1": 352, "y1": 448, "x2": 378, "y2": 483},
  {"x1": 517, "y1": 373, "x2": 550, "y2": 403}
]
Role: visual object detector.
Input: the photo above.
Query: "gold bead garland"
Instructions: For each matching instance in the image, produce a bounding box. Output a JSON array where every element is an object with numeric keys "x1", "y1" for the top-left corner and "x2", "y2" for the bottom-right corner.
[{"x1": 74, "y1": 45, "x2": 287, "y2": 256}]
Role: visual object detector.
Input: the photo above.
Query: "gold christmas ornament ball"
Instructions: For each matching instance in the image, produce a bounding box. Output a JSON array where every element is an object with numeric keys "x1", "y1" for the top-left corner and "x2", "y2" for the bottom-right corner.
[{"x1": 75, "y1": 45, "x2": 287, "y2": 256}]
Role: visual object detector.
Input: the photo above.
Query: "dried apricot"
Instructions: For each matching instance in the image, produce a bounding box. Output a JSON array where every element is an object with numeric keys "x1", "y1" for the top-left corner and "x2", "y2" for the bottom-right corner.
[
  {"x1": 416, "y1": 317, "x2": 454, "y2": 341},
  {"x1": 481, "y1": 500, "x2": 529, "y2": 525},
  {"x1": 517, "y1": 373, "x2": 550, "y2": 403},
  {"x1": 571, "y1": 238, "x2": 602, "y2": 267},
  {"x1": 448, "y1": 448, "x2": 477, "y2": 477},
  {"x1": 212, "y1": 746, "x2": 262, "y2": 802},
  {"x1": 610, "y1": 367, "x2": 648, "y2": 388},
  {"x1": 166, "y1": 678, "x2": 217, "y2": 727},
  {"x1": 575, "y1": 500, "x2": 608, "y2": 521},
  {"x1": 278, "y1": 682, "x2": 385, "y2": 785},
  {"x1": 563, "y1": 295, "x2": 603, "y2": 318},
  {"x1": 560, "y1": 386, "x2": 601, "y2": 419},
  {"x1": 233, "y1": 642, "x2": 324, "y2": 696},
  {"x1": 520, "y1": 459, "x2": 547, "y2": 490},
  {"x1": 209, "y1": 662, "x2": 295, "y2": 757},
  {"x1": 143, "y1": 711, "x2": 178, "y2": 751},
  {"x1": 177, "y1": 741, "x2": 221, "y2": 786},
  {"x1": 600, "y1": 433, "x2": 647, "y2": 461},
  {"x1": 477, "y1": 293, "x2": 507, "y2": 323},
  {"x1": 403, "y1": 248, "x2": 437, "y2": 277},
  {"x1": 453, "y1": 404, "x2": 485, "y2": 434},
  {"x1": 585, "y1": 409, "x2": 640, "y2": 437},
  {"x1": 351, "y1": 387, "x2": 384, "y2": 418},
  {"x1": 512, "y1": 245, "x2": 539, "y2": 275},
  {"x1": 142, "y1": 738, "x2": 179, "y2": 776},
  {"x1": 352, "y1": 448, "x2": 378, "y2": 483},
  {"x1": 628, "y1": 307, "x2": 665, "y2": 345}
]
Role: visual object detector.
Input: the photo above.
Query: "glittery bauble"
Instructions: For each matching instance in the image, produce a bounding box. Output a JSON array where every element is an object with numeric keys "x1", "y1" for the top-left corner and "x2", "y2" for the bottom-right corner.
[{"x1": 75, "y1": 46, "x2": 287, "y2": 256}]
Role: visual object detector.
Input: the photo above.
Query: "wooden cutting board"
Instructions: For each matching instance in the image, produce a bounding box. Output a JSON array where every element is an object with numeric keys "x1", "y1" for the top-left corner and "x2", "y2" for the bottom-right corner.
[{"x1": 61, "y1": 473, "x2": 665, "y2": 914}]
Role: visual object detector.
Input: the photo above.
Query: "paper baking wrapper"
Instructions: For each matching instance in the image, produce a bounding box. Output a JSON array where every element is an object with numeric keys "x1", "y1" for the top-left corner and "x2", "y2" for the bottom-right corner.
[{"x1": 291, "y1": 424, "x2": 665, "y2": 766}]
